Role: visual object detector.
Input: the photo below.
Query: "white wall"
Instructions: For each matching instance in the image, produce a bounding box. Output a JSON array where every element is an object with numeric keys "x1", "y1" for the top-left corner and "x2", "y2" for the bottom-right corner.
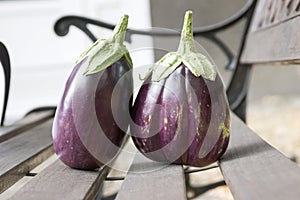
[{"x1": 0, "y1": 0, "x2": 153, "y2": 124}]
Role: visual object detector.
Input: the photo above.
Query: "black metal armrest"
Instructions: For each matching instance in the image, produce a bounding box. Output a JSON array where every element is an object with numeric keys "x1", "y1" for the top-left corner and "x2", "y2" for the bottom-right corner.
[
  {"x1": 0, "y1": 42, "x2": 11, "y2": 126},
  {"x1": 53, "y1": 0, "x2": 256, "y2": 121}
]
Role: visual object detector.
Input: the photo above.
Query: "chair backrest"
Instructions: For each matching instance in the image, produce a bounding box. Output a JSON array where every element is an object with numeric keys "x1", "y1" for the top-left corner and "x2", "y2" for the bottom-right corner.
[
  {"x1": 0, "y1": 42, "x2": 11, "y2": 126},
  {"x1": 241, "y1": 0, "x2": 300, "y2": 64}
]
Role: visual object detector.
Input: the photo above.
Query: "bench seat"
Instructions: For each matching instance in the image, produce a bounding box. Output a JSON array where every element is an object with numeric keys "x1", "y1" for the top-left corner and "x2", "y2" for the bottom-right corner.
[{"x1": 1, "y1": 111, "x2": 299, "y2": 200}]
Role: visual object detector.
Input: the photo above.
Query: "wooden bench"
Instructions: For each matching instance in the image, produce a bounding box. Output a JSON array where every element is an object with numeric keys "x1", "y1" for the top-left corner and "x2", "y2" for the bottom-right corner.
[{"x1": 1, "y1": 0, "x2": 300, "y2": 199}]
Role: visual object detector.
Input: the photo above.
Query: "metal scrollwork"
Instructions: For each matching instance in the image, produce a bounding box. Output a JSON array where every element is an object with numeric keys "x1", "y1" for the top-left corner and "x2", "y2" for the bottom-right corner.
[
  {"x1": 54, "y1": 0, "x2": 256, "y2": 120},
  {"x1": 54, "y1": 0, "x2": 255, "y2": 73}
]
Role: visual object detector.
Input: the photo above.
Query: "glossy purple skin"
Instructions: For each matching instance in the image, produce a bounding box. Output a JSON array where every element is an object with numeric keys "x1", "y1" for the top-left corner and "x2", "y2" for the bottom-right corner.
[
  {"x1": 52, "y1": 57, "x2": 132, "y2": 170},
  {"x1": 131, "y1": 64, "x2": 230, "y2": 167}
]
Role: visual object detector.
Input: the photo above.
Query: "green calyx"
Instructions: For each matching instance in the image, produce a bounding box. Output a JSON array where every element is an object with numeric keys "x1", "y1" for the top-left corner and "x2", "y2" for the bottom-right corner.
[
  {"x1": 149, "y1": 10, "x2": 216, "y2": 81},
  {"x1": 76, "y1": 14, "x2": 132, "y2": 75}
]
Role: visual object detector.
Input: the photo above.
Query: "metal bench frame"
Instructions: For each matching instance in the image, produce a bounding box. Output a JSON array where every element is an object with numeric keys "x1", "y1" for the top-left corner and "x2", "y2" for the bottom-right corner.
[
  {"x1": 0, "y1": 0, "x2": 256, "y2": 124},
  {"x1": 53, "y1": 0, "x2": 256, "y2": 122}
]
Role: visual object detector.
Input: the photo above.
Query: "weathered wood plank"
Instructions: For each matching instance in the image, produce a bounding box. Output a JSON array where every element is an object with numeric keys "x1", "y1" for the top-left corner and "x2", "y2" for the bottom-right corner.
[
  {"x1": 0, "y1": 155, "x2": 58, "y2": 200},
  {"x1": 249, "y1": 0, "x2": 300, "y2": 32},
  {"x1": 115, "y1": 153, "x2": 186, "y2": 200},
  {"x1": 8, "y1": 136, "x2": 130, "y2": 199},
  {"x1": 0, "y1": 110, "x2": 54, "y2": 143},
  {"x1": 0, "y1": 119, "x2": 54, "y2": 193},
  {"x1": 9, "y1": 160, "x2": 110, "y2": 200},
  {"x1": 219, "y1": 114, "x2": 300, "y2": 200},
  {"x1": 0, "y1": 176, "x2": 33, "y2": 200},
  {"x1": 241, "y1": 15, "x2": 300, "y2": 64}
]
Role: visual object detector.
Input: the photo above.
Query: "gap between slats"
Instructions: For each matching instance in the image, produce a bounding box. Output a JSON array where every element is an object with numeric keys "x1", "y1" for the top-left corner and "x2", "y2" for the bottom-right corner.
[
  {"x1": 0, "y1": 110, "x2": 54, "y2": 143},
  {"x1": 0, "y1": 119, "x2": 54, "y2": 193}
]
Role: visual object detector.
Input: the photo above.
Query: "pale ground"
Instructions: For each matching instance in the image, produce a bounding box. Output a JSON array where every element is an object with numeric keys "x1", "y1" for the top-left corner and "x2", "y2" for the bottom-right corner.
[
  {"x1": 247, "y1": 95, "x2": 300, "y2": 162},
  {"x1": 102, "y1": 95, "x2": 300, "y2": 200}
]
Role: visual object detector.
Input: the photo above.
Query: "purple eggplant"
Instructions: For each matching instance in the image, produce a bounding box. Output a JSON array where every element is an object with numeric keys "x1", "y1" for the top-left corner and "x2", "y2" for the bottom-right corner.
[
  {"x1": 131, "y1": 11, "x2": 230, "y2": 167},
  {"x1": 52, "y1": 15, "x2": 133, "y2": 170}
]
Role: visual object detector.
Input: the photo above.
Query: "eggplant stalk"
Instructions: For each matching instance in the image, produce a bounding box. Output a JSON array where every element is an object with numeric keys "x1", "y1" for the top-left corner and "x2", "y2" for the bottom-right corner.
[
  {"x1": 76, "y1": 14, "x2": 132, "y2": 75},
  {"x1": 177, "y1": 11, "x2": 197, "y2": 54},
  {"x1": 148, "y1": 11, "x2": 216, "y2": 81}
]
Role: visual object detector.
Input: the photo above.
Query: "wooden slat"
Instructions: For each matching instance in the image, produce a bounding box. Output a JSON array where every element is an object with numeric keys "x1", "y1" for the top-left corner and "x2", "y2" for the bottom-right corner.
[
  {"x1": 241, "y1": 15, "x2": 300, "y2": 64},
  {"x1": 249, "y1": 0, "x2": 300, "y2": 33},
  {"x1": 115, "y1": 153, "x2": 186, "y2": 200},
  {"x1": 219, "y1": 114, "x2": 300, "y2": 200},
  {"x1": 8, "y1": 136, "x2": 130, "y2": 200},
  {"x1": 9, "y1": 160, "x2": 110, "y2": 200},
  {"x1": 0, "y1": 119, "x2": 54, "y2": 193},
  {"x1": 0, "y1": 155, "x2": 58, "y2": 200},
  {"x1": 0, "y1": 110, "x2": 54, "y2": 143}
]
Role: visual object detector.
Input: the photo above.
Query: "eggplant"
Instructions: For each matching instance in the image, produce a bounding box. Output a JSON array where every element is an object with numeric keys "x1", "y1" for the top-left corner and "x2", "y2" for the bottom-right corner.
[
  {"x1": 131, "y1": 11, "x2": 230, "y2": 167},
  {"x1": 52, "y1": 15, "x2": 133, "y2": 170}
]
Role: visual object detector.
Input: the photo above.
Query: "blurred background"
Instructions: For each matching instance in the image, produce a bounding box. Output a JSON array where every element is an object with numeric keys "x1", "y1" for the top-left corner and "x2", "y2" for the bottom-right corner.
[
  {"x1": 0, "y1": 0, "x2": 153, "y2": 123},
  {"x1": 0, "y1": 0, "x2": 299, "y2": 199}
]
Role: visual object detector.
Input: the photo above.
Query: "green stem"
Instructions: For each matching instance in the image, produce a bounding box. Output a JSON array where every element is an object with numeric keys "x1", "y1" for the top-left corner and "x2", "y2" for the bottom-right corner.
[
  {"x1": 177, "y1": 10, "x2": 197, "y2": 54},
  {"x1": 111, "y1": 14, "x2": 129, "y2": 44},
  {"x1": 149, "y1": 10, "x2": 216, "y2": 81}
]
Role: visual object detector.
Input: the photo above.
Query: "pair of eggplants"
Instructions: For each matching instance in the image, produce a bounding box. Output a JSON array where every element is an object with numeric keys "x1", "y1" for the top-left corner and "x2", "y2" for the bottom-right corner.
[{"x1": 52, "y1": 11, "x2": 230, "y2": 170}]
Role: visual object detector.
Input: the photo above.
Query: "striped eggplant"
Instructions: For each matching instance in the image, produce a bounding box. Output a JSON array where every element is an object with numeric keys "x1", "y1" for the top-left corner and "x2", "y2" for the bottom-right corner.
[
  {"x1": 131, "y1": 11, "x2": 230, "y2": 167},
  {"x1": 52, "y1": 15, "x2": 133, "y2": 170}
]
